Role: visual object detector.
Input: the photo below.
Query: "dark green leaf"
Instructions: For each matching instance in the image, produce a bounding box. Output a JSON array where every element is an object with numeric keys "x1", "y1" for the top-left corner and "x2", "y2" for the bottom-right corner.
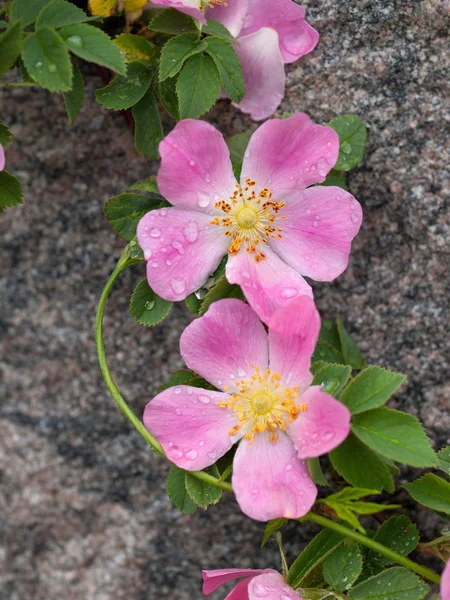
[
  {"x1": 105, "y1": 192, "x2": 163, "y2": 241},
  {"x1": 329, "y1": 115, "x2": 368, "y2": 172},
  {"x1": 308, "y1": 457, "x2": 328, "y2": 486},
  {"x1": 205, "y1": 36, "x2": 245, "y2": 102},
  {"x1": 323, "y1": 543, "x2": 363, "y2": 591},
  {"x1": 337, "y1": 317, "x2": 365, "y2": 369},
  {"x1": 0, "y1": 121, "x2": 12, "y2": 148},
  {"x1": 312, "y1": 364, "x2": 351, "y2": 398},
  {"x1": 177, "y1": 53, "x2": 221, "y2": 119},
  {"x1": 95, "y1": 62, "x2": 152, "y2": 110},
  {"x1": 158, "y1": 370, "x2": 202, "y2": 393},
  {"x1": 438, "y1": 446, "x2": 450, "y2": 476},
  {"x1": 319, "y1": 319, "x2": 342, "y2": 351},
  {"x1": 321, "y1": 169, "x2": 348, "y2": 190},
  {"x1": 351, "y1": 408, "x2": 437, "y2": 468},
  {"x1": 0, "y1": 171, "x2": 23, "y2": 212},
  {"x1": 10, "y1": 0, "x2": 52, "y2": 27},
  {"x1": 368, "y1": 516, "x2": 419, "y2": 567},
  {"x1": 114, "y1": 33, "x2": 155, "y2": 64},
  {"x1": 348, "y1": 567, "x2": 429, "y2": 600},
  {"x1": 157, "y1": 76, "x2": 180, "y2": 120},
  {"x1": 404, "y1": 474, "x2": 450, "y2": 515},
  {"x1": 59, "y1": 23, "x2": 126, "y2": 74},
  {"x1": 166, "y1": 465, "x2": 197, "y2": 513},
  {"x1": 129, "y1": 279, "x2": 172, "y2": 327},
  {"x1": 203, "y1": 18, "x2": 237, "y2": 43},
  {"x1": 185, "y1": 293, "x2": 202, "y2": 315},
  {"x1": 199, "y1": 277, "x2": 245, "y2": 316},
  {"x1": 132, "y1": 90, "x2": 163, "y2": 159},
  {"x1": 36, "y1": 0, "x2": 97, "y2": 29},
  {"x1": 22, "y1": 27, "x2": 72, "y2": 92},
  {"x1": 159, "y1": 32, "x2": 205, "y2": 81},
  {"x1": 340, "y1": 366, "x2": 406, "y2": 415},
  {"x1": 261, "y1": 519, "x2": 288, "y2": 548},
  {"x1": 149, "y1": 8, "x2": 197, "y2": 35},
  {"x1": 63, "y1": 61, "x2": 84, "y2": 124},
  {"x1": 185, "y1": 472, "x2": 222, "y2": 507},
  {"x1": 226, "y1": 131, "x2": 251, "y2": 179},
  {"x1": 312, "y1": 341, "x2": 346, "y2": 365},
  {"x1": 0, "y1": 22, "x2": 23, "y2": 78}
]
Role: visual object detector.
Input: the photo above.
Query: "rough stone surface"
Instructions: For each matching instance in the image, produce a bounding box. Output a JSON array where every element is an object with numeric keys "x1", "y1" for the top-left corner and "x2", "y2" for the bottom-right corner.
[{"x1": 1, "y1": 1, "x2": 449, "y2": 598}]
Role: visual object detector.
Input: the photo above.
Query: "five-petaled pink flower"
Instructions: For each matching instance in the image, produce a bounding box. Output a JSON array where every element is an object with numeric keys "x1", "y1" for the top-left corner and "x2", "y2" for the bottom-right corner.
[
  {"x1": 148, "y1": 0, "x2": 318, "y2": 120},
  {"x1": 0, "y1": 145, "x2": 5, "y2": 172},
  {"x1": 143, "y1": 296, "x2": 351, "y2": 521},
  {"x1": 442, "y1": 561, "x2": 450, "y2": 600},
  {"x1": 137, "y1": 115, "x2": 363, "y2": 325},
  {"x1": 202, "y1": 568, "x2": 301, "y2": 600}
]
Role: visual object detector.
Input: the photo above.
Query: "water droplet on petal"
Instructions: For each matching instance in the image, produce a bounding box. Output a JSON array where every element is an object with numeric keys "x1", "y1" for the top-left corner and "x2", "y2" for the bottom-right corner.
[
  {"x1": 280, "y1": 288, "x2": 298, "y2": 300},
  {"x1": 171, "y1": 278, "x2": 186, "y2": 295},
  {"x1": 144, "y1": 248, "x2": 152, "y2": 260},
  {"x1": 186, "y1": 449, "x2": 198, "y2": 460},
  {"x1": 197, "y1": 194, "x2": 210, "y2": 208},
  {"x1": 150, "y1": 227, "x2": 161, "y2": 238},
  {"x1": 285, "y1": 464, "x2": 293, "y2": 471},
  {"x1": 184, "y1": 221, "x2": 198, "y2": 243},
  {"x1": 351, "y1": 212, "x2": 359, "y2": 223},
  {"x1": 198, "y1": 395, "x2": 210, "y2": 405},
  {"x1": 174, "y1": 387, "x2": 182, "y2": 395},
  {"x1": 175, "y1": 408, "x2": 182, "y2": 415},
  {"x1": 189, "y1": 160, "x2": 196, "y2": 166}
]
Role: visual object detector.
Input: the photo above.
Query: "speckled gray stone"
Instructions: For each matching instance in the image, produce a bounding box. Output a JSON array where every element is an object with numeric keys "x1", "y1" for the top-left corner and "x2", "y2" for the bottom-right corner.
[{"x1": 0, "y1": 1, "x2": 449, "y2": 598}]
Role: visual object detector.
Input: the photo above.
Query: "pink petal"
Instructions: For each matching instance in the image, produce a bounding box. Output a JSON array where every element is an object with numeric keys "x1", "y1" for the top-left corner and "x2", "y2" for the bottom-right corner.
[
  {"x1": 241, "y1": 0, "x2": 319, "y2": 63},
  {"x1": 248, "y1": 572, "x2": 301, "y2": 600},
  {"x1": 0, "y1": 145, "x2": 5, "y2": 171},
  {"x1": 180, "y1": 298, "x2": 269, "y2": 392},
  {"x1": 157, "y1": 120, "x2": 237, "y2": 214},
  {"x1": 225, "y1": 246, "x2": 312, "y2": 326},
  {"x1": 287, "y1": 386, "x2": 351, "y2": 459},
  {"x1": 241, "y1": 114, "x2": 339, "y2": 196},
  {"x1": 234, "y1": 28, "x2": 286, "y2": 121},
  {"x1": 269, "y1": 186, "x2": 363, "y2": 282},
  {"x1": 232, "y1": 431, "x2": 317, "y2": 521},
  {"x1": 147, "y1": 1, "x2": 206, "y2": 23},
  {"x1": 143, "y1": 386, "x2": 238, "y2": 470},
  {"x1": 224, "y1": 578, "x2": 252, "y2": 600},
  {"x1": 137, "y1": 207, "x2": 228, "y2": 301},
  {"x1": 268, "y1": 296, "x2": 320, "y2": 390},
  {"x1": 442, "y1": 561, "x2": 450, "y2": 600},
  {"x1": 202, "y1": 569, "x2": 265, "y2": 595},
  {"x1": 208, "y1": 0, "x2": 248, "y2": 37}
]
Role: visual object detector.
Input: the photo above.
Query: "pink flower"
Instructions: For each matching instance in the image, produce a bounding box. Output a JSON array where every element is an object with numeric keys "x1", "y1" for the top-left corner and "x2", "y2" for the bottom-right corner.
[
  {"x1": 0, "y1": 145, "x2": 5, "y2": 172},
  {"x1": 149, "y1": 0, "x2": 318, "y2": 119},
  {"x1": 442, "y1": 562, "x2": 450, "y2": 600},
  {"x1": 143, "y1": 296, "x2": 351, "y2": 521},
  {"x1": 202, "y1": 568, "x2": 302, "y2": 600},
  {"x1": 137, "y1": 115, "x2": 362, "y2": 325}
]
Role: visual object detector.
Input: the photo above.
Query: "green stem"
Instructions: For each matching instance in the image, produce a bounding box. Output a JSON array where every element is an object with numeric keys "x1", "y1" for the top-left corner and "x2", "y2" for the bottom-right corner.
[
  {"x1": 305, "y1": 513, "x2": 441, "y2": 585},
  {"x1": 95, "y1": 247, "x2": 232, "y2": 493}
]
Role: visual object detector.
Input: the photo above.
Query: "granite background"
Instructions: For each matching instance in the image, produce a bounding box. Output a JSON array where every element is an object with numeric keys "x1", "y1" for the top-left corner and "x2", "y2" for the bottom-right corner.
[{"x1": 1, "y1": 1, "x2": 449, "y2": 598}]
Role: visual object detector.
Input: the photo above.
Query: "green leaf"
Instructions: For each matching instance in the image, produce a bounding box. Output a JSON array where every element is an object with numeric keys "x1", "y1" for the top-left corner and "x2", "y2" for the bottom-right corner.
[
  {"x1": 438, "y1": 446, "x2": 450, "y2": 476},
  {"x1": 105, "y1": 192, "x2": 164, "y2": 241},
  {"x1": 166, "y1": 465, "x2": 197, "y2": 513},
  {"x1": 159, "y1": 32, "x2": 205, "y2": 81},
  {"x1": 0, "y1": 121, "x2": 13, "y2": 148},
  {"x1": 351, "y1": 408, "x2": 437, "y2": 468},
  {"x1": 0, "y1": 171, "x2": 23, "y2": 212},
  {"x1": 287, "y1": 529, "x2": 345, "y2": 588},
  {"x1": 199, "y1": 277, "x2": 245, "y2": 316},
  {"x1": 330, "y1": 433, "x2": 395, "y2": 493},
  {"x1": 22, "y1": 27, "x2": 72, "y2": 92},
  {"x1": 177, "y1": 53, "x2": 221, "y2": 119},
  {"x1": 319, "y1": 319, "x2": 342, "y2": 351},
  {"x1": 404, "y1": 474, "x2": 450, "y2": 515},
  {"x1": 157, "y1": 76, "x2": 180, "y2": 120},
  {"x1": 63, "y1": 61, "x2": 84, "y2": 124},
  {"x1": 128, "y1": 177, "x2": 160, "y2": 194},
  {"x1": 337, "y1": 317, "x2": 365, "y2": 369},
  {"x1": 36, "y1": 0, "x2": 97, "y2": 29},
  {"x1": 226, "y1": 131, "x2": 251, "y2": 179},
  {"x1": 329, "y1": 115, "x2": 368, "y2": 172},
  {"x1": 95, "y1": 62, "x2": 152, "y2": 110},
  {"x1": 323, "y1": 543, "x2": 363, "y2": 591},
  {"x1": 132, "y1": 90, "x2": 163, "y2": 159},
  {"x1": 348, "y1": 567, "x2": 429, "y2": 600},
  {"x1": 158, "y1": 370, "x2": 209, "y2": 393},
  {"x1": 312, "y1": 341, "x2": 346, "y2": 365},
  {"x1": 340, "y1": 367, "x2": 406, "y2": 415},
  {"x1": 149, "y1": 8, "x2": 196, "y2": 35},
  {"x1": 185, "y1": 472, "x2": 222, "y2": 507},
  {"x1": 127, "y1": 237, "x2": 144, "y2": 262},
  {"x1": 114, "y1": 33, "x2": 155, "y2": 64},
  {"x1": 59, "y1": 23, "x2": 126, "y2": 74},
  {"x1": 203, "y1": 18, "x2": 237, "y2": 43},
  {"x1": 0, "y1": 22, "x2": 23, "y2": 78},
  {"x1": 10, "y1": 0, "x2": 52, "y2": 27},
  {"x1": 185, "y1": 293, "x2": 202, "y2": 315},
  {"x1": 129, "y1": 279, "x2": 172, "y2": 327},
  {"x1": 367, "y1": 516, "x2": 419, "y2": 567},
  {"x1": 261, "y1": 518, "x2": 288, "y2": 548},
  {"x1": 308, "y1": 457, "x2": 328, "y2": 486},
  {"x1": 321, "y1": 169, "x2": 348, "y2": 190},
  {"x1": 205, "y1": 36, "x2": 245, "y2": 103},
  {"x1": 312, "y1": 364, "x2": 351, "y2": 397}
]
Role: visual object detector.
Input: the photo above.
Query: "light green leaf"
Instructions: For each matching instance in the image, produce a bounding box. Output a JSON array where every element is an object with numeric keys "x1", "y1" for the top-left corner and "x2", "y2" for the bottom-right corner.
[
  {"x1": 159, "y1": 32, "x2": 205, "y2": 81},
  {"x1": 114, "y1": 33, "x2": 155, "y2": 64},
  {"x1": 351, "y1": 408, "x2": 437, "y2": 468},
  {"x1": 261, "y1": 518, "x2": 288, "y2": 548},
  {"x1": 59, "y1": 22, "x2": 126, "y2": 74},
  {"x1": 308, "y1": 457, "x2": 328, "y2": 486},
  {"x1": 323, "y1": 543, "x2": 363, "y2": 591},
  {"x1": 404, "y1": 474, "x2": 450, "y2": 515},
  {"x1": 10, "y1": 0, "x2": 52, "y2": 27},
  {"x1": 199, "y1": 277, "x2": 245, "y2": 316},
  {"x1": 36, "y1": 0, "x2": 98, "y2": 29},
  {"x1": 0, "y1": 22, "x2": 23, "y2": 78},
  {"x1": 348, "y1": 567, "x2": 429, "y2": 600},
  {"x1": 367, "y1": 516, "x2": 419, "y2": 567},
  {"x1": 312, "y1": 363, "x2": 351, "y2": 397},
  {"x1": 132, "y1": 90, "x2": 163, "y2": 159},
  {"x1": 149, "y1": 8, "x2": 196, "y2": 35},
  {"x1": 105, "y1": 192, "x2": 165, "y2": 241},
  {"x1": 337, "y1": 317, "x2": 365, "y2": 369},
  {"x1": 63, "y1": 61, "x2": 84, "y2": 124},
  {"x1": 166, "y1": 465, "x2": 197, "y2": 513},
  {"x1": 203, "y1": 18, "x2": 237, "y2": 43},
  {"x1": 157, "y1": 76, "x2": 180, "y2": 120},
  {"x1": 95, "y1": 62, "x2": 152, "y2": 110},
  {"x1": 205, "y1": 36, "x2": 245, "y2": 103},
  {"x1": 0, "y1": 121, "x2": 13, "y2": 148},
  {"x1": 185, "y1": 472, "x2": 222, "y2": 507},
  {"x1": 128, "y1": 177, "x2": 160, "y2": 194},
  {"x1": 437, "y1": 446, "x2": 450, "y2": 476},
  {"x1": 177, "y1": 53, "x2": 221, "y2": 119},
  {"x1": 129, "y1": 279, "x2": 172, "y2": 327},
  {"x1": 22, "y1": 27, "x2": 73, "y2": 92},
  {"x1": 329, "y1": 114, "x2": 368, "y2": 172},
  {"x1": 312, "y1": 341, "x2": 346, "y2": 365},
  {"x1": 0, "y1": 171, "x2": 23, "y2": 212},
  {"x1": 340, "y1": 366, "x2": 406, "y2": 415},
  {"x1": 321, "y1": 169, "x2": 348, "y2": 190}
]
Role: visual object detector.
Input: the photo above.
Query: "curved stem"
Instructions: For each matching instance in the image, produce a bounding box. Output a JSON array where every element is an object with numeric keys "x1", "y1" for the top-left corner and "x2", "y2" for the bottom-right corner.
[
  {"x1": 304, "y1": 513, "x2": 441, "y2": 585},
  {"x1": 95, "y1": 247, "x2": 233, "y2": 493}
]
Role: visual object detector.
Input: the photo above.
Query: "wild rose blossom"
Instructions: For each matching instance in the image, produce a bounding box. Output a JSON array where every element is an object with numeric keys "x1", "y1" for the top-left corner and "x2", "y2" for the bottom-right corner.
[
  {"x1": 0, "y1": 145, "x2": 5, "y2": 172},
  {"x1": 137, "y1": 115, "x2": 363, "y2": 325},
  {"x1": 442, "y1": 561, "x2": 450, "y2": 600},
  {"x1": 202, "y1": 568, "x2": 301, "y2": 600},
  {"x1": 143, "y1": 296, "x2": 351, "y2": 521},
  {"x1": 148, "y1": 0, "x2": 318, "y2": 119}
]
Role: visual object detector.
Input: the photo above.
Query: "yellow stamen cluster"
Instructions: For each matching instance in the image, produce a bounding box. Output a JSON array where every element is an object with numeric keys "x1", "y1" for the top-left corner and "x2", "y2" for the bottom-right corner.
[
  {"x1": 219, "y1": 367, "x2": 307, "y2": 444},
  {"x1": 201, "y1": 0, "x2": 228, "y2": 11},
  {"x1": 210, "y1": 179, "x2": 285, "y2": 262}
]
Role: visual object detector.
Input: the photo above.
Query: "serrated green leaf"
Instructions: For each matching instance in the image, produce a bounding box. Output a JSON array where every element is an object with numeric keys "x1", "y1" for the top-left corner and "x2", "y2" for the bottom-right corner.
[
  {"x1": 321, "y1": 169, "x2": 348, "y2": 190},
  {"x1": 0, "y1": 121, "x2": 12, "y2": 148},
  {"x1": 185, "y1": 471, "x2": 222, "y2": 507},
  {"x1": 36, "y1": 0, "x2": 98, "y2": 29},
  {"x1": 205, "y1": 36, "x2": 245, "y2": 103},
  {"x1": 59, "y1": 23, "x2": 126, "y2": 74},
  {"x1": 261, "y1": 518, "x2": 288, "y2": 548},
  {"x1": 404, "y1": 474, "x2": 450, "y2": 515},
  {"x1": 157, "y1": 76, "x2": 180, "y2": 120},
  {"x1": 308, "y1": 457, "x2": 328, "y2": 486},
  {"x1": 329, "y1": 115, "x2": 368, "y2": 172},
  {"x1": 105, "y1": 192, "x2": 164, "y2": 240},
  {"x1": 128, "y1": 177, "x2": 160, "y2": 194},
  {"x1": 129, "y1": 279, "x2": 172, "y2": 327},
  {"x1": 203, "y1": 18, "x2": 237, "y2": 43},
  {"x1": 95, "y1": 62, "x2": 152, "y2": 110},
  {"x1": 323, "y1": 543, "x2": 363, "y2": 591},
  {"x1": 63, "y1": 61, "x2": 84, "y2": 124},
  {"x1": 0, "y1": 22, "x2": 23, "y2": 78},
  {"x1": 10, "y1": 0, "x2": 52, "y2": 27},
  {"x1": 367, "y1": 516, "x2": 419, "y2": 567},
  {"x1": 132, "y1": 90, "x2": 163, "y2": 159},
  {"x1": 287, "y1": 529, "x2": 345, "y2": 588},
  {"x1": 437, "y1": 446, "x2": 450, "y2": 477},
  {"x1": 114, "y1": 33, "x2": 155, "y2": 64},
  {"x1": 22, "y1": 27, "x2": 73, "y2": 92},
  {"x1": 319, "y1": 319, "x2": 342, "y2": 351},
  {"x1": 199, "y1": 277, "x2": 245, "y2": 316},
  {"x1": 185, "y1": 293, "x2": 202, "y2": 315},
  {"x1": 0, "y1": 171, "x2": 23, "y2": 212},
  {"x1": 149, "y1": 8, "x2": 197, "y2": 35},
  {"x1": 320, "y1": 488, "x2": 393, "y2": 533},
  {"x1": 159, "y1": 32, "x2": 205, "y2": 81},
  {"x1": 351, "y1": 408, "x2": 437, "y2": 468},
  {"x1": 312, "y1": 341, "x2": 346, "y2": 365},
  {"x1": 340, "y1": 367, "x2": 406, "y2": 415},
  {"x1": 337, "y1": 317, "x2": 365, "y2": 369},
  {"x1": 348, "y1": 567, "x2": 429, "y2": 600},
  {"x1": 330, "y1": 434, "x2": 395, "y2": 493},
  {"x1": 312, "y1": 364, "x2": 351, "y2": 397},
  {"x1": 166, "y1": 465, "x2": 197, "y2": 513},
  {"x1": 177, "y1": 53, "x2": 221, "y2": 119}
]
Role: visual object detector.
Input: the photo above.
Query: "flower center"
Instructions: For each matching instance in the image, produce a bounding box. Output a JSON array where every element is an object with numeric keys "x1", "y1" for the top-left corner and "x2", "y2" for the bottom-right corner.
[
  {"x1": 201, "y1": 0, "x2": 228, "y2": 10},
  {"x1": 210, "y1": 179, "x2": 286, "y2": 262},
  {"x1": 219, "y1": 367, "x2": 307, "y2": 443}
]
